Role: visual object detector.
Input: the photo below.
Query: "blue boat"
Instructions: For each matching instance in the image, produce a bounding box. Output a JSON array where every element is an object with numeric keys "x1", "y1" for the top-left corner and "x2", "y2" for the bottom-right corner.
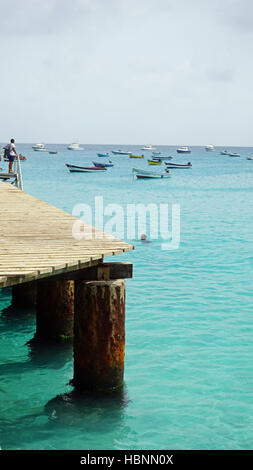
[
  {"x1": 93, "y1": 161, "x2": 114, "y2": 168},
  {"x1": 97, "y1": 153, "x2": 110, "y2": 157}
]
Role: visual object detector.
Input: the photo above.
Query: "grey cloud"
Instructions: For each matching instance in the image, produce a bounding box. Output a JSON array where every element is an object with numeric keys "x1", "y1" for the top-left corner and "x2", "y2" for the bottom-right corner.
[
  {"x1": 205, "y1": 66, "x2": 235, "y2": 83},
  {"x1": 0, "y1": 0, "x2": 99, "y2": 35},
  {"x1": 0, "y1": 0, "x2": 173, "y2": 36},
  {"x1": 216, "y1": 0, "x2": 253, "y2": 32}
]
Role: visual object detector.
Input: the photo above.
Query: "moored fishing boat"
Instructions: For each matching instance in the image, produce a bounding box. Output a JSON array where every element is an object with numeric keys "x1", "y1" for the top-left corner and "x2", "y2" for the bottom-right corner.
[
  {"x1": 152, "y1": 156, "x2": 173, "y2": 161},
  {"x1": 205, "y1": 145, "x2": 215, "y2": 151},
  {"x1": 93, "y1": 161, "x2": 114, "y2": 167},
  {"x1": 165, "y1": 161, "x2": 192, "y2": 168},
  {"x1": 229, "y1": 152, "x2": 240, "y2": 157},
  {"x1": 66, "y1": 163, "x2": 107, "y2": 173},
  {"x1": 220, "y1": 150, "x2": 229, "y2": 155},
  {"x1": 148, "y1": 159, "x2": 162, "y2": 165},
  {"x1": 49, "y1": 151, "x2": 58, "y2": 154},
  {"x1": 129, "y1": 154, "x2": 144, "y2": 158},
  {"x1": 97, "y1": 153, "x2": 110, "y2": 157},
  {"x1": 247, "y1": 156, "x2": 253, "y2": 160},
  {"x1": 177, "y1": 146, "x2": 191, "y2": 153},
  {"x1": 111, "y1": 149, "x2": 132, "y2": 155},
  {"x1": 132, "y1": 168, "x2": 171, "y2": 179}
]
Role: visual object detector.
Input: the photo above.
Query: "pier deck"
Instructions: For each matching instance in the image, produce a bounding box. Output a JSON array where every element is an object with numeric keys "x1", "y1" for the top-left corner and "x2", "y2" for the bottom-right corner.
[{"x1": 0, "y1": 183, "x2": 133, "y2": 288}]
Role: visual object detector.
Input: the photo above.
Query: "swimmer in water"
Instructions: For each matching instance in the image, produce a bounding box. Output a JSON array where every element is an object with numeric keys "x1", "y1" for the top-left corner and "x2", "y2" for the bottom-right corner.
[{"x1": 140, "y1": 234, "x2": 151, "y2": 243}]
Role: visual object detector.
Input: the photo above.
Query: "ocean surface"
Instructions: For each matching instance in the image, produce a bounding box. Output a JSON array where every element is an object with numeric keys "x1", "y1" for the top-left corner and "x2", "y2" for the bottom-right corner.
[{"x1": 0, "y1": 144, "x2": 253, "y2": 450}]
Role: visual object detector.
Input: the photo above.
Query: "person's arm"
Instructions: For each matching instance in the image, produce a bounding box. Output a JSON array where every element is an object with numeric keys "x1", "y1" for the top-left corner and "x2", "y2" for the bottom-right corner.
[{"x1": 13, "y1": 145, "x2": 18, "y2": 156}]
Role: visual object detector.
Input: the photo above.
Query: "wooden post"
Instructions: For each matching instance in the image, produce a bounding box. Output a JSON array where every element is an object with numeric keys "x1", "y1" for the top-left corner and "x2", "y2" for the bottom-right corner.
[
  {"x1": 12, "y1": 281, "x2": 37, "y2": 308},
  {"x1": 36, "y1": 280, "x2": 74, "y2": 341},
  {"x1": 73, "y1": 279, "x2": 126, "y2": 392}
]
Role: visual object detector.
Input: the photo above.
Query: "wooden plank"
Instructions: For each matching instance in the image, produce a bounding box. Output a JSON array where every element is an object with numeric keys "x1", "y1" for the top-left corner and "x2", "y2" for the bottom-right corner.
[{"x1": 0, "y1": 182, "x2": 134, "y2": 288}]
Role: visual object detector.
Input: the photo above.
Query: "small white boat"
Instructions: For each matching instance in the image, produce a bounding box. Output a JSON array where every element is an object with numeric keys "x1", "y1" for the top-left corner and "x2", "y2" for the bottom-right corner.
[
  {"x1": 220, "y1": 150, "x2": 229, "y2": 155},
  {"x1": 32, "y1": 143, "x2": 45, "y2": 150},
  {"x1": 247, "y1": 156, "x2": 253, "y2": 160},
  {"x1": 32, "y1": 143, "x2": 48, "y2": 151},
  {"x1": 141, "y1": 145, "x2": 156, "y2": 151},
  {"x1": 205, "y1": 145, "x2": 215, "y2": 151},
  {"x1": 67, "y1": 143, "x2": 84, "y2": 151},
  {"x1": 177, "y1": 146, "x2": 191, "y2": 154},
  {"x1": 132, "y1": 168, "x2": 171, "y2": 179}
]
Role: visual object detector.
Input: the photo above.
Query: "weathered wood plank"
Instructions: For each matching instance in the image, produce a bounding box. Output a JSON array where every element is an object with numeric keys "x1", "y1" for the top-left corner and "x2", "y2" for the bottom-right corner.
[{"x1": 0, "y1": 182, "x2": 134, "y2": 287}]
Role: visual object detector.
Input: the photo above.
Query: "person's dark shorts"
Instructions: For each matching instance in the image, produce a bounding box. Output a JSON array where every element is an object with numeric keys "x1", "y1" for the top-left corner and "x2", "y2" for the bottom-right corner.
[{"x1": 8, "y1": 155, "x2": 15, "y2": 162}]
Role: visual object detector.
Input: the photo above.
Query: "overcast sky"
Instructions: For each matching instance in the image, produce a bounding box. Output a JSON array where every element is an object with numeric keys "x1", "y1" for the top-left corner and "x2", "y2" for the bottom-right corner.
[{"x1": 0, "y1": 0, "x2": 252, "y2": 145}]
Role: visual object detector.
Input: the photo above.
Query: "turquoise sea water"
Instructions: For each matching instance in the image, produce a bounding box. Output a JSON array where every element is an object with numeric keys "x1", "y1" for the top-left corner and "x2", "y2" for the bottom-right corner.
[{"x1": 0, "y1": 144, "x2": 253, "y2": 450}]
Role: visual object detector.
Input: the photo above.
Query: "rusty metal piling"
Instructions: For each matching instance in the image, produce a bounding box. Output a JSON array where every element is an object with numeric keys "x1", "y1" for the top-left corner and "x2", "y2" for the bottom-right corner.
[
  {"x1": 36, "y1": 280, "x2": 75, "y2": 341},
  {"x1": 73, "y1": 279, "x2": 126, "y2": 392}
]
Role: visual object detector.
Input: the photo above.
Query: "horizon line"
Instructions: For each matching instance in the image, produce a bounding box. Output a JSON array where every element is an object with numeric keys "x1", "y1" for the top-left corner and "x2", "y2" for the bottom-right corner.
[{"x1": 1, "y1": 141, "x2": 252, "y2": 148}]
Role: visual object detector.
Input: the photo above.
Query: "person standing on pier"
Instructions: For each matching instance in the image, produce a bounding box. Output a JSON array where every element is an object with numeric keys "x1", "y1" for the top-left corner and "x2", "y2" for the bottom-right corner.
[{"x1": 8, "y1": 139, "x2": 18, "y2": 174}]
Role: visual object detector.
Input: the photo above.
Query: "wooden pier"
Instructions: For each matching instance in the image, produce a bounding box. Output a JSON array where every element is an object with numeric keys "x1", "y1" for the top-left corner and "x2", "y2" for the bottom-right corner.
[{"x1": 0, "y1": 182, "x2": 134, "y2": 392}]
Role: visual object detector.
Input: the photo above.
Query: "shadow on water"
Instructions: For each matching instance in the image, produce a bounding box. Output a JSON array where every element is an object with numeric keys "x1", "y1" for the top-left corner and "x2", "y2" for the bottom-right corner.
[
  {"x1": 0, "y1": 385, "x2": 135, "y2": 450},
  {"x1": 0, "y1": 338, "x2": 73, "y2": 376},
  {"x1": 0, "y1": 300, "x2": 35, "y2": 330},
  {"x1": 45, "y1": 385, "x2": 131, "y2": 429},
  {"x1": 27, "y1": 338, "x2": 73, "y2": 369},
  {"x1": 0, "y1": 302, "x2": 72, "y2": 376},
  {"x1": 0, "y1": 291, "x2": 73, "y2": 372},
  {"x1": 0, "y1": 287, "x2": 12, "y2": 301}
]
